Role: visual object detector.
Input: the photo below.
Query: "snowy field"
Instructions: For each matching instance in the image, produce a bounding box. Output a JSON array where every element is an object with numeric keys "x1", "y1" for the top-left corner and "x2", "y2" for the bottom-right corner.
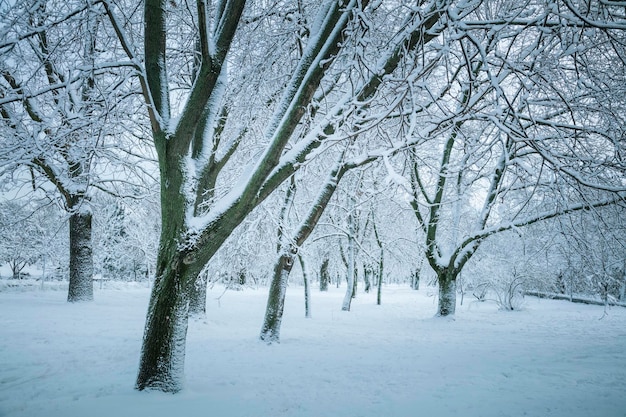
[{"x1": 1, "y1": 281, "x2": 625, "y2": 417}]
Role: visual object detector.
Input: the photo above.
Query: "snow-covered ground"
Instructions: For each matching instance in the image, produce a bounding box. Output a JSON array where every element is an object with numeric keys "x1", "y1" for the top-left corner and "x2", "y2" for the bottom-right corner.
[{"x1": 1, "y1": 281, "x2": 625, "y2": 417}]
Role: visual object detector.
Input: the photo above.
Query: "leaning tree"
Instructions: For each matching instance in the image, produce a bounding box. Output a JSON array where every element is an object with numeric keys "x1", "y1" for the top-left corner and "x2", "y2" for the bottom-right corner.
[{"x1": 102, "y1": 0, "x2": 456, "y2": 391}]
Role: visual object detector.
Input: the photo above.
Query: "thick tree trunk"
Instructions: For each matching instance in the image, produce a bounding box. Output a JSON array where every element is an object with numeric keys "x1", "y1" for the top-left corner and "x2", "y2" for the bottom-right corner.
[
  {"x1": 67, "y1": 210, "x2": 94, "y2": 302},
  {"x1": 437, "y1": 270, "x2": 457, "y2": 316},
  {"x1": 260, "y1": 253, "x2": 295, "y2": 343},
  {"x1": 136, "y1": 249, "x2": 195, "y2": 392}
]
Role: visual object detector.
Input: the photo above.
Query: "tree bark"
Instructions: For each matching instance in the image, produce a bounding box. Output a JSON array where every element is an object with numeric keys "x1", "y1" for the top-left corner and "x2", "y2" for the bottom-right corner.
[
  {"x1": 342, "y1": 198, "x2": 357, "y2": 311},
  {"x1": 412, "y1": 269, "x2": 420, "y2": 290},
  {"x1": 437, "y1": 269, "x2": 457, "y2": 316},
  {"x1": 260, "y1": 253, "x2": 295, "y2": 343},
  {"x1": 341, "y1": 235, "x2": 356, "y2": 311},
  {"x1": 67, "y1": 210, "x2": 94, "y2": 302},
  {"x1": 320, "y1": 258, "x2": 329, "y2": 291},
  {"x1": 364, "y1": 265, "x2": 371, "y2": 293},
  {"x1": 136, "y1": 245, "x2": 199, "y2": 392},
  {"x1": 188, "y1": 273, "x2": 207, "y2": 316},
  {"x1": 299, "y1": 254, "x2": 311, "y2": 318},
  {"x1": 376, "y1": 255, "x2": 383, "y2": 306}
]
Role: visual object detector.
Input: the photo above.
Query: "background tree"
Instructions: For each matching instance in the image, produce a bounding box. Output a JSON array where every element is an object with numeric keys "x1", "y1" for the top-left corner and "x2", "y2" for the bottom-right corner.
[
  {"x1": 0, "y1": 0, "x2": 147, "y2": 300},
  {"x1": 379, "y1": 0, "x2": 626, "y2": 316},
  {"x1": 0, "y1": 199, "x2": 65, "y2": 279}
]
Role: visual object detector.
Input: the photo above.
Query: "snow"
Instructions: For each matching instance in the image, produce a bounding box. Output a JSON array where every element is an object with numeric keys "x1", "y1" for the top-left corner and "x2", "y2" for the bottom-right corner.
[{"x1": 1, "y1": 282, "x2": 625, "y2": 417}]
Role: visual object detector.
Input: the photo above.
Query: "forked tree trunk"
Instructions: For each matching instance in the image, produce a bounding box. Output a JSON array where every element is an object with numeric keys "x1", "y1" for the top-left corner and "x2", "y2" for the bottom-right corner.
[
  {"x1": 67, "y1": 210, "x2": 94, "y2": 302},
  {"x1": 260, "y1": 253, "x2": 295, "y2": 343},
  {"x1": 136, "y1": 245, "x2": 198, "y2": 392},
  {"x1": 10, "y1": 260, "x2": 26, "y2": 279},
  {"x1": 437, "y1": 269, "x2": 457, "y2": 316}
]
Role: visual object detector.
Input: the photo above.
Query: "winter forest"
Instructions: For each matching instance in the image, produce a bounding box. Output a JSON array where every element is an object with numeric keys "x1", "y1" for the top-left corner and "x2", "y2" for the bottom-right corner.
[{"x1": 1, "y1": 0, "x2": 625, "y2": 415}]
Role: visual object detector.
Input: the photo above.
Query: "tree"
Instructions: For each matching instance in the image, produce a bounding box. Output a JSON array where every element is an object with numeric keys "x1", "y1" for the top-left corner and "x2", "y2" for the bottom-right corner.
[
  {"x1": 92, "y1": 192, "x2": 160, "y2": 282},
  {"x1": 554, "y1": 206, "x2": 626, "y2": 303},
  {"x1": 99, "y1": 0, "x2": 453, "y2": 391},
  {"x1": 0, "y1": 196, "x2": 68, "y2": 279},
  {"x1": 260, "y1": 148, "x2": 374, "y2": 342},
  {"x1": 0, "y1": 0, "x2": 146, "y2": 301},
  {"x1": 391, "y1": 0, "x2": 626, "y2": 316},
  {"x1": 319, "y1": 258, "x2": 330, "y2": 291}
]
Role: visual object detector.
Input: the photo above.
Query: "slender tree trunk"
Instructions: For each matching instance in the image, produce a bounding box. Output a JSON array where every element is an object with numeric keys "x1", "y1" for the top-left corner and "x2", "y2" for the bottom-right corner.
[
  {"x1": 376, "y1": 253, "x2": 383, "y2": 305},
  {"x1": 341, "y1": 233, "x2": 356, "y2": 311},
  {"x1": 364, "y1": 265, "x2": 371, "y2": 293},
  {"x1": 437, "y1": 269, "x2": 457, "y2": 316},
  {"x1": 342, "y1": 267, "x2": 355, "y2": 311},
  {"x1": 412, "y1": 269, "x2": 420, "y2": 290},
  {"x1": 619, "y1": 260, "x2": 626, "y2": 301},
  {"x1": 320, "y1": 258, "x2": 329, "y2": 291},
  {"x1": 342, "y1": 199, "x2": 356, "y2": 311},
  {"x1": 260, "y1": 253, "x2": 295, "y2": 343},
  {"x1": 67, "y1": 209, "x2": 94, "y2": 302},
  {"x1": 299, "y1": 254, "x2": 311, "y2": 318},
  {"x1": 352, "y1": 265, "x2": 358, "y2": 298}
]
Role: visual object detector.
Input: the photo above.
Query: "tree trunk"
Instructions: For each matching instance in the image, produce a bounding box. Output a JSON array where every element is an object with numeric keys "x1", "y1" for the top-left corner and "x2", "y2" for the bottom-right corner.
[
  {"x1": 341, "y1": 234, "x2": 356, "y2": 311},
  {"x1": 67, "y1": 210, "x2": 94, "y2": 302},
  {"x1": 411, "y1": 269, "x2": 420, "y2": 290},
  {"x1": 299, "y1": 254, "x2": 311, "y2": 318},
  {"x1": 10, "y1": 260, "x2": 26, "y2": 280},
  {"x1": 342, "y1": 269, "x2": 355, "y2": 311},
  {"x1": 342, "y1": 202, "x2": 356, "y2": 311},
  {"x1": 437, "y1": 269, "x2": 457, "y2": 316},
  {"x1": 188, "y1": 273, "x2": 207, "y2": 316},
  {"x1": 376, "y1": 252, "x2": 383, "y2": 305},
  {"x1": 364, "y1": 265, "x2": 371, "y2": 293},
  {"x1": 136, "y1": 248, "x2": 196, "y2": 392},
  {"x1": 260, "y1": 253, "x2": 295, "y2": 343},
  {"x1": 352, "y1": 266, "x2": 358, "y2": 298},
  {"x1": 320, "y1": 258, "x2": 329, "y2": 291}
]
